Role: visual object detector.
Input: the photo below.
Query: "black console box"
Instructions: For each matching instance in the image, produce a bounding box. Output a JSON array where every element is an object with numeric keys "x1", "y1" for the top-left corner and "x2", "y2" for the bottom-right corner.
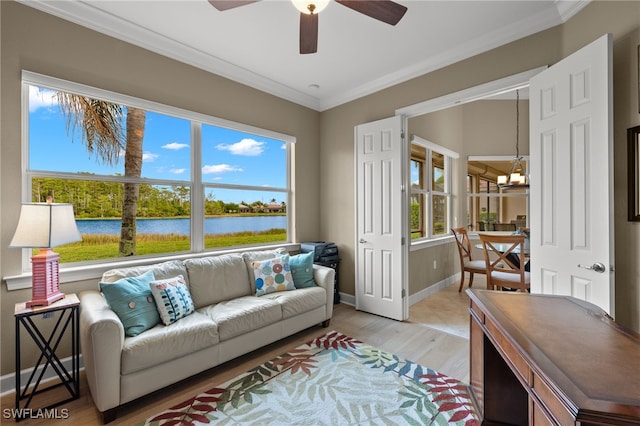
[
  {"x1": 300, "y1": 241, "x2": 340, "y2": 304},
  {"x1": 300, "y1": 241, "x2": 338, "y2": 263}
]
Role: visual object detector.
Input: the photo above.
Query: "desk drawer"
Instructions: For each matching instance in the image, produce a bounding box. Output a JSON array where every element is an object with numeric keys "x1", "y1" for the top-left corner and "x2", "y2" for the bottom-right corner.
[
  {"x1": 532, "y1": 398, "x2": 559, "y2": 426},
  {"x1": 532, "y1": 372, "x2": 575, "y2": 426},
  {"x1": 470, "y1": 300, "x2": 484, "y2": 323},
  {"x1": 485, "y1": 317, "x2": 530, "y2": 384}
]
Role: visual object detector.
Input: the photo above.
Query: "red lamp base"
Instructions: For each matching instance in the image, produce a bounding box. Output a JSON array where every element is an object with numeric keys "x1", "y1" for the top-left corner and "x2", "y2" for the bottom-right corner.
[{"x1": 26, "y1": 248, "x2": 65, "y2": 308}]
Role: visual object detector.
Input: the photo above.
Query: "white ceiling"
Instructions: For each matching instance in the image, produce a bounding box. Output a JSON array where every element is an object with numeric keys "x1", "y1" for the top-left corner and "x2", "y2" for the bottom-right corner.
[{"x1": 20, "y1": 0, "x2": 588, "y2": 111}]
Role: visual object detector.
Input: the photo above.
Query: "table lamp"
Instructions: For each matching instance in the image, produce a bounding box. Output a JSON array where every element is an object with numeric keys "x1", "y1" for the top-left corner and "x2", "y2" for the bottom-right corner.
[{"x1": 9, "y1": 198, "x2": 82, "y2": 307}]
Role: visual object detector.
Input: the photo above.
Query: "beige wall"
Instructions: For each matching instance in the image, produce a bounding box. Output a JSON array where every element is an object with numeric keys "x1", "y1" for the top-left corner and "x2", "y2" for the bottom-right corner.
[
  {"x1": 0, "y1": 1, "x2": 321, "y2": 375},
  {"x1": 1, "y1": 1, "x2": 639, "y2": 378},
  {"x1": 319, "y1": 1, "x2": 640, "y2": 332}
]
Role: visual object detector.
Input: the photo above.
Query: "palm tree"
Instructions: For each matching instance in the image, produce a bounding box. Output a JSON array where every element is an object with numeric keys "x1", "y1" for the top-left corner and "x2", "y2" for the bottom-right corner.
[{"x1": 56, "y1": 92, "x2": 145, "y2": 257}]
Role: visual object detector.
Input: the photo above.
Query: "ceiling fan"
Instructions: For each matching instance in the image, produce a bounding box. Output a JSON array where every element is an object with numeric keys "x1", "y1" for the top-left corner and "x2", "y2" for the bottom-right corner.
[{"x1": 208, "y1": 0, "x2": 408, "y2": 54}]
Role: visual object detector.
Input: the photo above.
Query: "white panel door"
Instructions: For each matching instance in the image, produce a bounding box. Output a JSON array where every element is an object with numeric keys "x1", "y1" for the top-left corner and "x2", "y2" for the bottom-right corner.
[
  {"x1": 355, "y1": 116, "x2": 407, "y2": 321},
  {"x1": 529, "y1": 34, "x2": 614, "y2": 314}
]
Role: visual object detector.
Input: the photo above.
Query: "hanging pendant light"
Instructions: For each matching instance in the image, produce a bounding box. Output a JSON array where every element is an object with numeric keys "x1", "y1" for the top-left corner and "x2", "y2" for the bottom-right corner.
[{"x1": 498, "y1": 89, "x2": 529, "y2": 190}]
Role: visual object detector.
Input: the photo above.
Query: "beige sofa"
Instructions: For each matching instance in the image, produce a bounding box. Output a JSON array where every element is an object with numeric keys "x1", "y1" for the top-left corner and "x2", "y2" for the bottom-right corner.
[{"x1": 79, "y1": 248, "x2": 335, "y2": 423}]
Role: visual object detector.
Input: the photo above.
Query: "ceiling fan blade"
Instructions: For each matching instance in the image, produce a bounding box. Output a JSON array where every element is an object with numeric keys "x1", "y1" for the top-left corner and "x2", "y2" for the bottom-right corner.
[
  {"x1": 207, "y1": 0, "x2": 260, "y2": 11},
  {"x1": 299, "y1": 12, "x2": 318, "y2": 54},
  {"x1": 336, "y1": 0, "x2": 407, "y2": 25}
]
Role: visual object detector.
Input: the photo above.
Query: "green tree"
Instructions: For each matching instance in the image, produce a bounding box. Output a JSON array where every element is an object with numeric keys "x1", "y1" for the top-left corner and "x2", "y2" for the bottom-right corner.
[{"x1": 56, "y1": 92, "x2": 145, "y2": 257}]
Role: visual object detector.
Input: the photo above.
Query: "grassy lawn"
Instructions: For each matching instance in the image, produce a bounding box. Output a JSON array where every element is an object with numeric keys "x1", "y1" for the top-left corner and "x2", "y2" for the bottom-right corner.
[{"x1": 55, "y1": 230, "x2": 286, "y2": 263}]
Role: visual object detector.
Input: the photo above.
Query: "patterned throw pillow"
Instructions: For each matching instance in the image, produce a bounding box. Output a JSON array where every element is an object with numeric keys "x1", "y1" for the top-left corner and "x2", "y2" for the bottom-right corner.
[
  {"x1": 289, "y1": 251, "x2": 317, "y2": 288},
  {"x1": 99, "y1": 269, "x2": 160, "y2": 337},
  {"x1": 253, "y1": 255, "x2": 295, "y2": 296},
  {"x1": 149, "y1": 275, "x2": 195, "y2": 325}
]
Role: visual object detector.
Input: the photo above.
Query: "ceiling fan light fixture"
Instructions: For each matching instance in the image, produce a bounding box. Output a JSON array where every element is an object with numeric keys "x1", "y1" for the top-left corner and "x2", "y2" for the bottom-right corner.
[{"x1": 292, "y1": 0, "x2": 330, "y2": 15}]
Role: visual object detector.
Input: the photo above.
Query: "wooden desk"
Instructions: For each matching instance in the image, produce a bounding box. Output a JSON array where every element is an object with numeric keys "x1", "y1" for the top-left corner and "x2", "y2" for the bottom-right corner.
[{"x1": 466, "y1": 289, "x2": 640, "y2": 425}]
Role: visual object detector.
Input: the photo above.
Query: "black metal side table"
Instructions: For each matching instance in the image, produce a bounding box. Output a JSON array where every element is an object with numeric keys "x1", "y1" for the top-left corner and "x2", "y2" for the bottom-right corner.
[{"x1": 14, "y1": 294, "x2": 80, "y2": 421}]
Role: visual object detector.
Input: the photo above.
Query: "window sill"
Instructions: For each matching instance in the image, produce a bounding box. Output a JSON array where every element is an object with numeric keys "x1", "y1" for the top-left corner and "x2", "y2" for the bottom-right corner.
[
  {"x1": 409, "y1": 235, "x2": 454, "y2": 251},
  {"x1": 4, "y1": 243, "x2": 299, "y2": 291}
]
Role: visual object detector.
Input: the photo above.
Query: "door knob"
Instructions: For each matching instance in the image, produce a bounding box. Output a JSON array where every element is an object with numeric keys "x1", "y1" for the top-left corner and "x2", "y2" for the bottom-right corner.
[
  {"x1": 577, "y1": 262, "x2": 606, "y2": 273},
  {"x1": 359, "y1": 239, "x2": 368, "y2": 244}
]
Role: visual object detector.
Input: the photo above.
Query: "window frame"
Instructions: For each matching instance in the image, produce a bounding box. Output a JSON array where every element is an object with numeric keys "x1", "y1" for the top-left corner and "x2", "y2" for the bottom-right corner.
[
  {"x1": 467, "y1": 155, "x2": 529, "y2": 232},
  {"x1": 410, "y1": 135, "x2": 458, "y2": 243},
  {"x1": 17, "y1": 70, "x2": 294, "y2": 275}
]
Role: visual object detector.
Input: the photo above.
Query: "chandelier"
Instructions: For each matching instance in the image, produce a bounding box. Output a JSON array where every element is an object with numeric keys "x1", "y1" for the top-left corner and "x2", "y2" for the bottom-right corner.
[{"x1": 497, "y1": 89, "x2": 529, "y2": 190}]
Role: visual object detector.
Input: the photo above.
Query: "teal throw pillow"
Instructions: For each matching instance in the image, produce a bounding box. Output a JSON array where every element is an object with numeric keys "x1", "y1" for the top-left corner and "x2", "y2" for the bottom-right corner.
[
  {"x1": 149, "y1": 275, "x2": 195, "y2": 325},
  {"x1": 99, "y1": 269, "x2": 160, "y2": 337},
  {"x1": 289, "y1": 251, "x2": 317, "y2": 288}
]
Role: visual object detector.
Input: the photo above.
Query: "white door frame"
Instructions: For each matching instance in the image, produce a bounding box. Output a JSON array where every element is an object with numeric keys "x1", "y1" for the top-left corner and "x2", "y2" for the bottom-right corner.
[
  {"x1": 396, "y1": 67, "x2": 547, "y2": 119},
  {"x1": 396, "y1": 68, "x2": 546, "y2": 233}
]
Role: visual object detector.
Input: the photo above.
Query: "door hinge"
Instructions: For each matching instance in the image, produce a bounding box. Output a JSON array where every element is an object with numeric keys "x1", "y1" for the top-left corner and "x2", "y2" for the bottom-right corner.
[
  {"x1": 402, "y1": 288, "x2": 406, "y2": 298},
  {"x1": 401, "y1": 237, "x2": 405, "y2": 245},
  {"x1": 401, "y1": 131, "x2": 405, "y2": 140}
]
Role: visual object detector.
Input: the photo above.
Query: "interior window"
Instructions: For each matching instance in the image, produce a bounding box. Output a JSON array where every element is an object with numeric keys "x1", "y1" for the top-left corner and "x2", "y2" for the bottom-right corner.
[
  {"x1": 467, "y1": 158, "x2": 528, "y2": 232},
  {"x1": 410, "y1": 137, "x2": 456, "y2": 241}
]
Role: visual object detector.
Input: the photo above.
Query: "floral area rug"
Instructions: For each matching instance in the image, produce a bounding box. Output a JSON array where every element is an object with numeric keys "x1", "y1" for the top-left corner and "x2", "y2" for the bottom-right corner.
[{"x1": 139, "y1": 331, "x2": 479, "y2": 425}]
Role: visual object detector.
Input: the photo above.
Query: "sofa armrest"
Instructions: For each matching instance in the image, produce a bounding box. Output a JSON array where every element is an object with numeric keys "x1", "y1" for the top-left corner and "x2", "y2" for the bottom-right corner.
[
  {"x1": 79, "y1": 290, "x2": 124, "y2": 413},
  {"x1": 313, "y1": 264, "x2": 335, "y2": 320}
]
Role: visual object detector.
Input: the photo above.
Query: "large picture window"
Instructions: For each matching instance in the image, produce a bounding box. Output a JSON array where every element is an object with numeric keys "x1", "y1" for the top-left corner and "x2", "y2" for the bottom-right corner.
[
  {"x1": 410, "y1": 136, "x2": 457, "y2": 241},
  {"x1": 24, "y1": 72, "x2": 291, "y2": 266}
]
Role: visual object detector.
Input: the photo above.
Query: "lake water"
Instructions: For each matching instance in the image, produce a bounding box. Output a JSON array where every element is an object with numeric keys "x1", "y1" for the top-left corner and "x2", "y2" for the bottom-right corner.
[{"x1": 76, "y1": 216, "x2": 287, "y2": 236}]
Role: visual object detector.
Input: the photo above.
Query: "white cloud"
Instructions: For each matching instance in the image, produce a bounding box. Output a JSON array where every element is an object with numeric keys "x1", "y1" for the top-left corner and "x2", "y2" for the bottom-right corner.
[
  {"x1": 143, "y1": 152, "x2": 159, "y2": 162},
  {"x1": 29, "y1": 86, "x2": 57, "y2": 112},
  {"x1": 162, "y1": 142, "x2": 189, "y2": 150},
  {"x1": 216, "y1": 138, "x2": 264, "y2": 156},
  {"x1": 202, "y1": 164, "x2": 243, "y2": 174},
  {"x1": 170, "y1": 168, "x2": 186, "y2": 174}
]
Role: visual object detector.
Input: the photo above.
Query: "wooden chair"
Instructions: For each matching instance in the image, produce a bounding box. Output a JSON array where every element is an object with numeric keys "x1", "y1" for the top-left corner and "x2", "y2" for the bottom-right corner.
[
  {"x1": 479, "y1": 233, "x2": 530, "y2": 292},
  {"x1": 451, "y1": 227, "x2": 486, "y2": 292}
]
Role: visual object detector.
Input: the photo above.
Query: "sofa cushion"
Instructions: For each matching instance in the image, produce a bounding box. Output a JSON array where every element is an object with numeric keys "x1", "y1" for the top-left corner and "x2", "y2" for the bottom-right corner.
[
  {"x1": 184, "y1": 254, "x2": 251, "y2": 309},
  {"x1": 101, "y1": 260, "x2": 189, "y2": 285},
  {"x1": 261, "y1": 287, "x2": 327, "y2": 319},
  {"x1": 150, "y1": 275, "x2": 195, "y2": 325},
  {"x1": 253, "y1": 255, "x2": 295, "y2": 296},
  {"x1": 242, "y1": 248, "x2": 287, "y2": 294},
  {"x1": 99, "y1": 270, "x2": 160, "y2": 337},
  {"x1": 199, "y1": 296, "x2": 282, "y2": 341},
  {"x1": 121, "y1": 311, "x2": 219, "y2": 375},
  {"x1": 289, "y1": 251, "x2": 317, "y2": 288}
]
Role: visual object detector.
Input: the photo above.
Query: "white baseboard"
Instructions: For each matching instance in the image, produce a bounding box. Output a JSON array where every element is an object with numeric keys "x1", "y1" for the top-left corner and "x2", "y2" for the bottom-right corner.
[
  {"x1": 337, "y1": 292, "x2": 355, "y2": 307},
  {"x1": 335, "y1": 273, "x2": 460, "y2": 309},
  {"x1": 0, "y1": 355, "x2": 84, "y2": 397},
  {"x1": 408, "y1": 273, "x2": 460, "y2": 306}
]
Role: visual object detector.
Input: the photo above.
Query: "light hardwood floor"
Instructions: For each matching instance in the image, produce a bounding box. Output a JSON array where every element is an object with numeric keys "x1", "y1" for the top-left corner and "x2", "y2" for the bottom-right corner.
[{"x1": 1, "y1": 281, "x2": 477, "y2": 425}]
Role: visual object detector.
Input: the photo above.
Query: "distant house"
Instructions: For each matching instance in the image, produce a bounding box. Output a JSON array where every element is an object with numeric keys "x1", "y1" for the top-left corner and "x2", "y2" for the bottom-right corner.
[
  {"x1": 264, "y1": 203, "x2": 285, "y2": 213},
  {"x1": 238, "y1": 203, "x2": 252, "y2": 213}
]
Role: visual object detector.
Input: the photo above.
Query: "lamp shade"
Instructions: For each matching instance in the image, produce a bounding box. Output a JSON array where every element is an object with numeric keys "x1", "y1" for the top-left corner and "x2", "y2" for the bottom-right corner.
[{"x1": 10, "y1": 203, "x2": 82, "y2": 248}]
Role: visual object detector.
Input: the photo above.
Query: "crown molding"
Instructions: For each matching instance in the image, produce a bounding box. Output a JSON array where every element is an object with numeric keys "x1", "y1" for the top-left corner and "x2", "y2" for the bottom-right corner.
[
  {"x1": 18, "y1": 0, "x2": 589, "y2": 112},
  {"x1": 17, "y1": 0, "x2": 323, "y2": 111},
  {"x1": 317, "y1": 1, "x2": 585, "y2": 111}
]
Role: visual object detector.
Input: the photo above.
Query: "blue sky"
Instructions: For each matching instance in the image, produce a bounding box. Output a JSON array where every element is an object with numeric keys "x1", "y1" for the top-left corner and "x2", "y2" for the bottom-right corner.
[{"x1": 28, "y1": 86, "x2": 288, "y2": 204}]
